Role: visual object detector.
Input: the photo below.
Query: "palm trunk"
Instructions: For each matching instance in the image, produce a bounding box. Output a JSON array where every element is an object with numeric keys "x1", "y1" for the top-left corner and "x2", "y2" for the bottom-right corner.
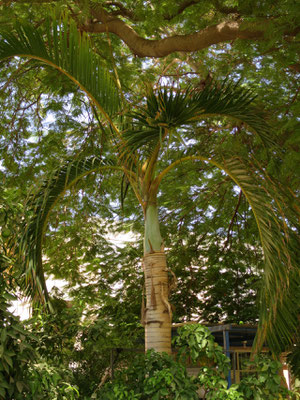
[{"x1": 143, "y1": 203, "x2": 172, "y2": 354}]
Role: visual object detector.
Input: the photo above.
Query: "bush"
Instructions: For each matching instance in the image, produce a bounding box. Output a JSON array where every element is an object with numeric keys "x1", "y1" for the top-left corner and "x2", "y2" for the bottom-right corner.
[
  {"x1": 98, "y1": 349, "x2": 198, "y2": 399},
  {"x1": 97, "y1": 325, "x2": 299, "y2": 400},
  {"x1": 238, "y1": 355, "x2": 296, "y2": 400},
  {"x1": 25, "y1": 362, "x2": 79, "y2": 400},
  {"x1": 0, "y1": 258, "x2": 79, "y2": 399}
]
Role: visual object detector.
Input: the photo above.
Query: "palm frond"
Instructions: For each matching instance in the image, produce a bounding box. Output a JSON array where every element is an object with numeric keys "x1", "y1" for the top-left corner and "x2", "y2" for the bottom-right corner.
[
  {"x1": 120, "y1": 173, "x2": 130, "y2": 210},
  {"x1": 214, "y1": 155, "x2": 299, "y2": 354},
  {"x1": 18, "y1": 156, "x2": 117, "y2": 304},
  {"x1": 157, "y1": 150, "x2": 299, "y2": 353},
  {"x1": 124, "y1": 81, "x2": 274, "y2": 153},
  {"x1": 0, "y1": 15, "x2": 120, "y2": 117},
  {"x1": 125, "y1": 88, "x2": 196, "y2": 152}
]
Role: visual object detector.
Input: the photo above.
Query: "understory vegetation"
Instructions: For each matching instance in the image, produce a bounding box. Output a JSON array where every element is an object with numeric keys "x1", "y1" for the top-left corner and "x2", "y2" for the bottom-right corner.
[{"x1": 1, "y1": 278, "x2": 299, "y2": 400}]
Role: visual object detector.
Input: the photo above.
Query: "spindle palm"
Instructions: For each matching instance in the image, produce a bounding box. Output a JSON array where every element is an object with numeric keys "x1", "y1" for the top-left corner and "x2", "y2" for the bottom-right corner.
[{"x1": 0, "y1": 16, "x2": 298, "y2": 355}]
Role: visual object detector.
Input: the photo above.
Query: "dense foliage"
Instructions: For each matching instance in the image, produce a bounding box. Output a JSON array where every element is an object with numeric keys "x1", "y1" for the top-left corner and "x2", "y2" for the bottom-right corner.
[
  {"x1": 0, "y1": 231, "x2": 79, "y2": 399},
  {"x1": 0, "y1": 0, "x2": 299, "y2": 397},
  {"x1": 98, "y1": 325, "x2": 299, "y2": 399}
]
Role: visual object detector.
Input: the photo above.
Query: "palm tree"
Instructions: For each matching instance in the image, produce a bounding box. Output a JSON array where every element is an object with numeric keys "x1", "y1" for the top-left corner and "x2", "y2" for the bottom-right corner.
[{"x1": 0, "y1": 16, "x2": 298, "y2": 355}]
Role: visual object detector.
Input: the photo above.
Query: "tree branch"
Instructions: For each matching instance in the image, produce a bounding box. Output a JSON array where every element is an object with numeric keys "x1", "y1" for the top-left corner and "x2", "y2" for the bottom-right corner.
[
  {"x1": 82, "y1": 13, "x2": 266, "y2": 58},
  {"x1": 101, "y1": 0, "x2": 237, "y2": 23},
  {"x1": 81, "y1": 2, "x2": 299, "y2": 58},
  {"x1": 289, "y1": 63, "x2": 300, "y2": 73},
  {"x1": 101, "y1": 0, "x2": 204, "y2": 22},
  {"x1": 102, "y1": 1, "x2": 137, "y2": 21},
  {"x1": 2, "y1": 0, "x2": 298, "y2": 59},
  {"x1": 224, "y1": 190, "x2": 243, "y2": 249}
]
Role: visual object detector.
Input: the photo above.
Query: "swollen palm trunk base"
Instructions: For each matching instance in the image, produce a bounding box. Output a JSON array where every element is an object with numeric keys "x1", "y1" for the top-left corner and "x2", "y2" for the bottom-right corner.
[{"x1": 143, "y1": 251, "x2": 172, "y2": 354}]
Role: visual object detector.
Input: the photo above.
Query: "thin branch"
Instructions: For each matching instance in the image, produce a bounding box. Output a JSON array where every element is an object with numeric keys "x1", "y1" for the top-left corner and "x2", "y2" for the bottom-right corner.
[
  {"x1": 176, "y1": 178, "x2": 228, "y2": 231},
  {"x1": 224, "y1": 189, "x2": 243, "y2": 250},
  {"x1": 103, "y1": 0, "x2": 204, "y2": 22},
  {"x1": 213, "y1": 0, "x2": 239, "y2": 15},
  {"x1": 0, "y1": 60, "x2": 37, "y2": 92},
  {"x1": 288, "y1": 63, "x2": 300, "y2": 73},
  {"x1": 103, "y1": 1, "x2": 137, "y2": 21},
  {"x1": 164, "y1": 0, "x2": 201, "y2": 21},
  {"x1": 284, "y1": 86, "x2": 300, "y2": 115}
]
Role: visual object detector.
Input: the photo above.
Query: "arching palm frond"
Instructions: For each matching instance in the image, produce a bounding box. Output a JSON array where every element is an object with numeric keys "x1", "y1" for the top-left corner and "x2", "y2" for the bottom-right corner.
[
  {"x1": 0, "y1": 16, "x2": 120, "y2": 118},
  {"x1": 19, "y1": 156, "x2": 118, "y2": 305},
  {"x1": 161, "y1": 152, "x2": 299, "y2": 353},
  {"x1": 192, "y1": 80, "x2": 271, "y2": 145},
  {"x1": 213, "y1": 155, "x2": 299, "y2": 354},
  {"x1": 124, "y1": 82, "x2": 274, "y2": 154}
]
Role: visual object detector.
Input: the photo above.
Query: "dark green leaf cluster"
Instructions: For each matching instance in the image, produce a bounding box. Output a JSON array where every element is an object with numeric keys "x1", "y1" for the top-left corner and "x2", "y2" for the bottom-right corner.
[
  {"x1": 0, "y1": 264, "x2": 80, "y2": 399},
  {"x1": 99, "y1": 349, "x2": 199, "y2": 400},
  {"x1": 238, "y1": 355, "x2": 295, "y2": 400},
  {"x1": 0, "y1": 285, "x2": 36, "y2": 399},
  {"x1": 174, "y1": 324, "x2": 230, "y2": 375},
  {"x1": 98, "y1": 324, "x2": 299, "y2": 399}
]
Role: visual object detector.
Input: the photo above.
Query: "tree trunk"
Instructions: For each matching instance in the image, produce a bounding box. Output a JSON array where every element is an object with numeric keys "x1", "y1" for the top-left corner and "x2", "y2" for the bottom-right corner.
[{"x1": 143, "y1": 203, "x2": 172, "y2": 354}]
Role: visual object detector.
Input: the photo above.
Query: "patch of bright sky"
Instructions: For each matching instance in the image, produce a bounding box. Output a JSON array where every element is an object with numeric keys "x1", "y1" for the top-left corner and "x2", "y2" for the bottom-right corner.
[
  {"x1": 9, "y1": 278, "x2": 67, "y2": 320},
  {"x1": 27, "y1": 112, "x2": 56, "y2": 144},
  {"x1": 105, "y1": 229, "x2": 138, "y2": 249}
]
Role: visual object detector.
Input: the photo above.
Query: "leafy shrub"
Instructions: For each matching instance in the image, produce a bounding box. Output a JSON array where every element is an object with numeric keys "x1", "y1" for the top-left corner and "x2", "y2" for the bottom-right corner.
[
  {"x1": 97, "y1": 325, "x2": 299, "y2": 400},
  {"x1": 98, "y1": 350, "x2": 198, "y2": 399},
  {"x1": 0, "y1": 240, "x2": 37, "y2": 400},
  {"x1": 238, "y1": 355, "x2": 297, "y2": 400},
  {"x1": 174, "y1": 324, "x2": 230, "y2": 374},
  {"x1": 25, "y1": 362, "x2": 79, "y2": 400},
  {"x1": 0, "y1": 286, "x2": 80, "y2": 400},
  {"x1": 0, "y1": 291, "x2": 36, "y2": 399},
  {"x1": 174, "y1": 325, "x2": 243, "y2": 399},
  {"x1": 0, "y1": 243, "x2": 79, "y2": 400},
  {"x1": 287, "y1": 339, "x2": 300, "y2": 380},
  {"x1": 74, "y1": 316, "x2": 143, "y2": 397}
]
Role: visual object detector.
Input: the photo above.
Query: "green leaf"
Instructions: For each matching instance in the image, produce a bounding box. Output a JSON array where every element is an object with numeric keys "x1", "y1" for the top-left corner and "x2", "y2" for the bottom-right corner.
[
  {"x1": 2, "y1": 361, "x2": 9, "y2": 374},
  {"x1": 0, "y1": 330, "x2": 7, "y2": 344},
  {"x1": 125, "y1": 82, "x2": 274, "y2": 155},
  {"x1": 3, "y1": 293, "x2": 17, "y2": 301},
  {"x1": 16, "y1": 381, "x2": 23, "y2": 393},
  {"x1": 3, "y1": 354, "x2": 13, "y2": 368},
  {"x1": 7, "y1": 330, "x2": 17, "y2": 339},
  {"x1": 0, "y1": 380, "x2": 9, "y2": 389}
]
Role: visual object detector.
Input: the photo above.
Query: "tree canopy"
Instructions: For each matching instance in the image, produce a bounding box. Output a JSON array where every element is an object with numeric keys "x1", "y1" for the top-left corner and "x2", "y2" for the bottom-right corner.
[{"x1": 0, "y1": 0, "x2": 299, "y2": 391}]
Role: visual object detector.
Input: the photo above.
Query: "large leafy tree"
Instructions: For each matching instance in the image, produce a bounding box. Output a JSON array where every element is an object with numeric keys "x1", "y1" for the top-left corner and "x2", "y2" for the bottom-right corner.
[
  {"x1": 0, "y1": 0, "x2": 299, "y2": 59},
  {"x1": 0, "y1": 15, "x2": 298, "y2": 357}
]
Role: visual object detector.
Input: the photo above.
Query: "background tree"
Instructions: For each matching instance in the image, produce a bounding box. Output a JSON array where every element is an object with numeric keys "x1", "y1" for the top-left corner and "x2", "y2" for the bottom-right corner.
[
  {"x1": 0, "y1": 1, "x2": 299, "y2": 388},
  {"x1": 0, "y1": 13, "x2": 299, "y2": 357}
]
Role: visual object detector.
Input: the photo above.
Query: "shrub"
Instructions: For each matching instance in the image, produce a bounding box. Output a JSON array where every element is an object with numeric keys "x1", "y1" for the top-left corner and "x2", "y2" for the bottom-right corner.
[{"x1": 97, "y1": 325, "x2": 299, "y2": 400}]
